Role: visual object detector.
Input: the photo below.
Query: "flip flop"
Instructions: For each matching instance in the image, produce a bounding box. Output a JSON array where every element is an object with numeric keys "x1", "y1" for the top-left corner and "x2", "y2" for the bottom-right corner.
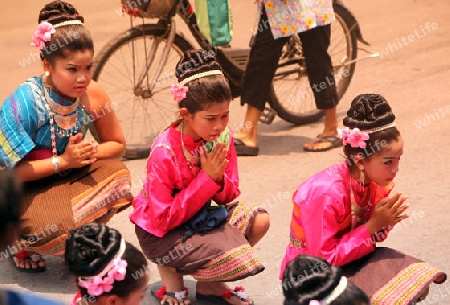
[
  {"x1": 196, "y1": 286, "x2": 254, "y2": 305},
  {"x1": 303, "y1": 135, "x2": 343, "y2": 152},
  {"x1": 151, "y1": 285, "x2": 190, "y2": 305},
  {"x1": 234, "y1": 139, "x2": 259, "y2": 156},
  {"x1": 9, "y1": 252, "x2": 45, "y2": 273}
]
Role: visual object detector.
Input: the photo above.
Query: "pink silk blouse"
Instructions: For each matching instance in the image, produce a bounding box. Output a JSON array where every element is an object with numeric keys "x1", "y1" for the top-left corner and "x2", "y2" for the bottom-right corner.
[
  {"x1": 280, "y1": 161, "x2": 393, "y2": 279},
  {"x1": 129, "y1": 122, "x2": 240, "y2": 238}
]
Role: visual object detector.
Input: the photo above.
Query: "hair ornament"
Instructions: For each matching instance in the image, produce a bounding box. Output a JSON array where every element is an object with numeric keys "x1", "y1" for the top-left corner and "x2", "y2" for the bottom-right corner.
[
  {"x1": 31, "y1": 20, "x2": 84, "y2": 50},
  {"x1": 321, "y1": 276, "x2": 348, "y2": 304},
  {"x1": 309, "y1": 301, "x2": 321, "y2": 305},
  {"x1": 362, "y1": 122, "x2": 396, "y2": 134},
  {"x1": 31, "y1": 21, "x2": 56, "y2": 50},
  {"x1": 338, "y1": 127, "x2": 369, "y2": 149},
  {"x1": 179, "y1": 70, "x2": 223, "y2": 86},
  {"x1": 53, "y1": 19, "x2": 83, "y2": 29},
  {"x1": 77, "y1": 238, "x2": 127, "y2": 296},
  {"x1": 170, "y1": 83, "x2": 189, "y2": 103}
]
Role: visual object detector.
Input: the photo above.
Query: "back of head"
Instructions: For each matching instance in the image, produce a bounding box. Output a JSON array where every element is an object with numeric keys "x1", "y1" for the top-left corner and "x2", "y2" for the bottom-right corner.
[
  {"x1": 65, "y1": 223, "x2": 148, "y2": 299},
  {"x1": 282, "y1": 255, "x2": 369, "y2": 305},
  {"x1": 0, "y1": 170, "x2": 22, "y2": 248},
  {"x1": 36, "y1": 1, "x2": 93, "y2": 63},
  {"x1": 173, "y1": 49, "x2": 231, "y2": 113},
  {"x1": 341, "y1": 93, "x2": 401, "y2": 165}
]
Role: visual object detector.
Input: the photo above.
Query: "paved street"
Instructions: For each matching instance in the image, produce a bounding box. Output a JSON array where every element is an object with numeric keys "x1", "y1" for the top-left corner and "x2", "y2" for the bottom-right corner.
[{"x1": 1, "y1": 0, "x2": 450, "y2": 304}]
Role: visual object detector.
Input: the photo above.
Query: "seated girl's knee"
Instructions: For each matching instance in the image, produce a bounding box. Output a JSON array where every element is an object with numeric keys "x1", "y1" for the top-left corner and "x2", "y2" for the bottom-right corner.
[{"x1": 254, "y1": 212, "x2": 270, "y2": 231}]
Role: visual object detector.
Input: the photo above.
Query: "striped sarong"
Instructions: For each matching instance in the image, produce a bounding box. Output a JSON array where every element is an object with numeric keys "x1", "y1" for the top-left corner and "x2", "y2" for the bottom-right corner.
[
  {"x1": 342, "y1": 247, "x2": 446, "y2": 304},
  {"x1": 136, "y1": 201, "x2": 266, "y2": 282},
  {"x1": 16, "y1": 159, "x2": 133, "y2": 257}
]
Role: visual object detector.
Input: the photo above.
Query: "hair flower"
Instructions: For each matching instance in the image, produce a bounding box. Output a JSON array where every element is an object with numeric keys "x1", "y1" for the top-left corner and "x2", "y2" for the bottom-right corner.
[
  {"x1": 170, "y1": 83, "x2": 188, "y2": 102},
  {"x1": 31, "y1": 21, "x2": 56, "y2": 50},
  {"x1": 338, "y1": 127, "x2": 369, "y2": 148},
  {"x1": 78, "y1": 258, "x2": 128, "y2": 296},
  {"x1": 309, "y1": 301, "x2": 322, "y2": 305},
  {"x1": 111, "y1": 258, "x2": 127, "y2": 281}
]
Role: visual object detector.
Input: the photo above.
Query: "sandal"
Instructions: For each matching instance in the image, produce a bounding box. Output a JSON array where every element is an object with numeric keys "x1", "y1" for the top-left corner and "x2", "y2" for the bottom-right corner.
[
  {"x1": 9, "y1": 250, "x2": 46, "y2": 273},
  {"x1": 234, "y1": 139, "x2": 259, "y2": 156},
  {"x1": 303, "y1": 135, "x2": 343, "y2": 152},
  {"x1": 153, "y1": 286, "x2": 190, "y2": 305},
  {"x1": 196, "y1": 286, "x2": 254, "y2": 305}
]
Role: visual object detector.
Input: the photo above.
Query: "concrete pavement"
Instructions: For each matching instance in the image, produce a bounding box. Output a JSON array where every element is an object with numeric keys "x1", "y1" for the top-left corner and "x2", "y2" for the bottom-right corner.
[{"x1": 1, "y1": 0, "x2": 450, "y2": 304}]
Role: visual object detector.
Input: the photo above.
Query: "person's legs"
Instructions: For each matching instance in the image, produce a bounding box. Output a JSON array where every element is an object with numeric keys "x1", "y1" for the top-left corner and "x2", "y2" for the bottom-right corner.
[
  {"x1": 157, "y1": 265, "x2": 191, "y2": 305},
  {"x1": 234, "y1": 8, "x2": 287, "y2": 155},
  {"x1": 299, "y1": 24, "x2": 342, "y2": 151},
  {"x1": 247, "y1": 212, "x2": 270, "y2": 247}
]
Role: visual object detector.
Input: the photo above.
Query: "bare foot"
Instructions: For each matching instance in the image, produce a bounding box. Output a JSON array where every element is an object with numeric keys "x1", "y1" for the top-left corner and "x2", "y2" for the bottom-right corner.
[
  {"x1": 156, "y1": 265, "x2": 191, "y2": 305},
  {"x1": 11, "y1": 251, "x2": 46, "y2": 272},
  {"x1": 303, "y1": 130, "x2": 342, "y2": 152}
]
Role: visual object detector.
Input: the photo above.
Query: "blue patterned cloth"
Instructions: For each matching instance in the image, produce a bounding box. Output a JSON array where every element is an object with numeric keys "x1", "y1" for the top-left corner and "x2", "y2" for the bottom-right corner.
[
  {"x1": 0, "y1": 77, "x2": 92, "y2": 168},
  {"x1": 5, "y1": 290, "x2": 62, "y2": 305}
]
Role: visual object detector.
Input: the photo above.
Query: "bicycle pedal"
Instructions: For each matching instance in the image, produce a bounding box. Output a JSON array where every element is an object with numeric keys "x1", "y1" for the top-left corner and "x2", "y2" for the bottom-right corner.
[{"x1": 259, "y1": 107, "x2": 276, "y2": 124}]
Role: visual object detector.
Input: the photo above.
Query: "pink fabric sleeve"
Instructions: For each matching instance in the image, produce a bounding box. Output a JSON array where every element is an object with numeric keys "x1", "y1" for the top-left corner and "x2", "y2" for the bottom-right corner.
[
  {"x1": 212, "y1": 136, "x2": 240, "y2": 204},
  {"x1": 301, "y1": 194, "x2": 375, "y2": 267},
  {"x1": 142, "y1": 147, "x2": 222, "y2": 235}
]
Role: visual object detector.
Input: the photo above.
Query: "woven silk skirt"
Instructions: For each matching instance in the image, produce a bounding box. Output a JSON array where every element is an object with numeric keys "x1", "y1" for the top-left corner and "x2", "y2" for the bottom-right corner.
[
  {"x1": 17, "y1": 159, "x2": 133, "y2": 257},
  {"x1": 342, "y1": 247, "x2": 447, "y2": 305},
  {"x1": 135, "y1": 201, "x2": 267, "y2": 282}
]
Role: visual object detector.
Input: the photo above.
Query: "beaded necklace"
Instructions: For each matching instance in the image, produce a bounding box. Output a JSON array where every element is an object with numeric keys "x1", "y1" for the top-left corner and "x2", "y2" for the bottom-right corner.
[
  {"x1": 42, "y1": 84, "x2": 80, "y2": 135},
  {"x1": 42, "y1": 86, "x2": 80, "y2": 176},
  {"x1": 350, "y1": 180, "x2": 373, "y2": 230},
  {"x1": 180, "y1": 121, "x2": 201, "y2": 176}
]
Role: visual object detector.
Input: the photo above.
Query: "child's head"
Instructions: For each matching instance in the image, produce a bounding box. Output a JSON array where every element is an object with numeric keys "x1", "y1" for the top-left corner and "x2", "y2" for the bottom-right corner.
[
  {"x1": 172, "y1": 49, "x2": 232, "y2": 141},
  {"x1": 36, "y1": 0, "x2": 94, "y2": 64},
  {"x1": 0, "y1": 170, "x2": 22, "y2": 251},
  {"x1": 65, "y1": 223, "x2": 149, "y2": 305},
  {"x1": 340, "y1": 93, "x2": 403, "y2": 185},
  {"x1": 34, "y1": 1, "x2": 94, "y2": 100},
  {"x1": 282, "y1": 255, "x2": 369, "y2": 305}
]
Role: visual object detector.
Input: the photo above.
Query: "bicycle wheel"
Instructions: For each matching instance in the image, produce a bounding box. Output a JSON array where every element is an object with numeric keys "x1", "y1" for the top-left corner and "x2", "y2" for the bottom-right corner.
[
  {"x1": 270, "y1": 4, "x2": 357, "y2": 125},
  {"x1": 92, "y1": 25, "x2": 193, "y2": 159}
]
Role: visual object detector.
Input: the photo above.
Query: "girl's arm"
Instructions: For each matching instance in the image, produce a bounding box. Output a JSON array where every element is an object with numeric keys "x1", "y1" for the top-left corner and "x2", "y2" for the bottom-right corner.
[
  {"x1": 301, "y1": 194, "x2": 375, "y2": 267},
  {"x1": 143, "y1": 147, "x2": 224, "y2": 234},
  {"x1": 212, "y1": 136, "x2": 240, "y2": 204},
  {"x1": 84, "y1": 81, "x2": 126, "y2": 159}
]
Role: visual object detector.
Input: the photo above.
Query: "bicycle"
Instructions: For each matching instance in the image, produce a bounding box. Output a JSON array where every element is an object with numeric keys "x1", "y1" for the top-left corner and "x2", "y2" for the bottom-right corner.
[{"x1": 93, "y1": 0, "x2": 375, "y2": 159}]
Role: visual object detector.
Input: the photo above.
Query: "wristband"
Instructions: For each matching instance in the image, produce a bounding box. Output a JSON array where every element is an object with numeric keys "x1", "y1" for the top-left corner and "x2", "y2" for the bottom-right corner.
[{"x1": 51, "y1": 156, "x2": 60, "y2": 173}]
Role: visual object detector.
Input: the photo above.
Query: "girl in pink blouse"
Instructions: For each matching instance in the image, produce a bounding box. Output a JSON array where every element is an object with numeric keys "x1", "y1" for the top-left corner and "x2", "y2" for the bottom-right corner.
[
  {"x1": 130, "y1": 49, "x2": 270, "y2": 305},
  {"x1": 281, "y1": 94, "x2": 446, "y2": 304}
]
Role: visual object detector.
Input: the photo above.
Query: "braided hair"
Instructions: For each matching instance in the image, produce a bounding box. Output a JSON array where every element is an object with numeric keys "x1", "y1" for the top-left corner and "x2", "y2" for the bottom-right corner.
[
  {"x1": 342, "y1": 94, "x2": 401, "y2": 166},
  {"x1": 282, "y1": 255, "x2": 369, "y2": 305},
  {"x1": 65, "y1": 223, "x2": 148, "y2": 299},
  {"x1": 175, "y1": 49, "x2": 231, "y2": 113},
  {"x1": 37, "y1": 0, "x2": 94, "y2": 63}
]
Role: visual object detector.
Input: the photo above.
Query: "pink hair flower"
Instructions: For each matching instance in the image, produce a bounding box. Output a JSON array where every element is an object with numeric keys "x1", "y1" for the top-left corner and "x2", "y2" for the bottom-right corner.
[
  {"x1": 31, "y1": 21, "x2": 56, "y2": 50},
  {"x1": 309, "y1": 301, "x2": 322, "y2": 305},
  {"x1": 338, "y1": 127, "x2": 369, "y2": 148},
  {"x1": 111, "y1": 258, "x2": 127, "y2": 281},
  {"x1": 170, "y1": 83, "x2": 188, "y2": 102}
]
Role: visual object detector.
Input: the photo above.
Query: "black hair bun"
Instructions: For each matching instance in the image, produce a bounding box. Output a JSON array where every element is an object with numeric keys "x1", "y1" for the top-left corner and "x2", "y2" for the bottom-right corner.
[
  {"x1": 175, "y1": 49, "x2": 222, "y2": 82},
  {"x1": 283, "y1": 255, "x2": 342, "y2": 303},
  {"x1": 343, "y1": 93, "x2": 395, "y2": 130},
  {"x1": 38, "y1": 0, "x2": 84, "y2": 24},
  {"x1": 65, "y1": 223, "x2": 122, "y2": 277}
]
